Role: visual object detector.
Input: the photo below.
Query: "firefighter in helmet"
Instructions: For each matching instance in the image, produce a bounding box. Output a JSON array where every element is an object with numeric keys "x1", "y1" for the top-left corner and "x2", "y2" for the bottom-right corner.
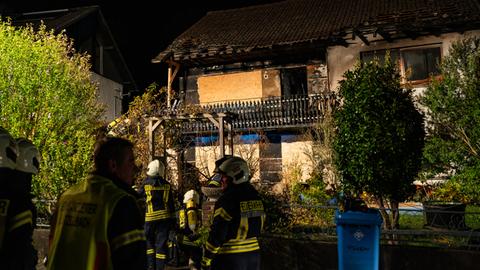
[
  {"x1": 0, "y1": 127, "x2": 18, "y2": 268},
  {"x1": 139, "y1": 159, "x2": 175, "y2": 270},
  {"x1": 178, "y1": 189, "x2": 202, "y2": 270},
  {"x1": 0, "y1": 128, "x2": 39, "y2": 269},
  {"x1": 201, "y1": 156, "x2": 266, "y2": 270}
]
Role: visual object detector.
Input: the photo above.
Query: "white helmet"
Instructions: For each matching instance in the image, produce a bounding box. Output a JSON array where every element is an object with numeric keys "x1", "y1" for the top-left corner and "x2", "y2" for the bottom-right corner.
[
  {"x1": 183, "y1": 189, "x2": 200, "y2": 205},
  {"x1": 217, "y1": 156, "x2": 250, "y2": 184},
  {"x1": 147, "y1": 159, "x2": 165, "y2": 177},
  {"x1": 16, "y1": 138, "x2": 41, "y2": 174},
  {"x1": 0, "y1": 127, "x2": 18, "y2": 170}
]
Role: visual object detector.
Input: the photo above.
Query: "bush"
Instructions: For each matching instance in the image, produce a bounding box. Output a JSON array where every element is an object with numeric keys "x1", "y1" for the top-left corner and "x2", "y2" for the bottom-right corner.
[
  {"x1": 0, "y1": 20, "x2": 102, "y2": 201},
  {"x1": 420, "y1": 37, "x2": 480, "y2": 203},
  {"x1": 257, "y1": 186, "x2": 292, "y2": 233},
  {"x1": 334, "y1": 56, "x2": 425, "y2": 229}
]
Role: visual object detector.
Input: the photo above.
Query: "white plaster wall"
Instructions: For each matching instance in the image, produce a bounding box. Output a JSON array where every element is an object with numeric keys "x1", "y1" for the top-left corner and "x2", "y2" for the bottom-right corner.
[
  {"x1": 91, "y1": 72, "x2": 123, "y2": 123},
  {"x1": 194, "y1": 143, "x2": 260, "y2": 183},
  {"x1": 195, "y1": 145, "x2": 222, "y2": 180},
  {"x1": 327, "y1": 30, "x2": 480, "y2": 92},
  {"x1": 281, "y1": 140, "x2": 314, "y2": 183}
]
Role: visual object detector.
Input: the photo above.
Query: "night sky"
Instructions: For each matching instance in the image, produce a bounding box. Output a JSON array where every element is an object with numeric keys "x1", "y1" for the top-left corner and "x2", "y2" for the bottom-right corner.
[{"x1": 1, "y1": 0, "x2": 284, "y2": 94}]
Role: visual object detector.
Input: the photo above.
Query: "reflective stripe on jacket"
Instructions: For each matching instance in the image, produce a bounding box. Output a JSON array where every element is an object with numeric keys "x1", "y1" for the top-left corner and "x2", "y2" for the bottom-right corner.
[
  {"x1": 47, "y1": 175, "x2": 145, "y2": 270},
  {"x1": 203, "y1": 182, "x2": 265, "y2": 264},
  {"x1": 141, "y1": 176, "x2": 174, "y2": 222}
]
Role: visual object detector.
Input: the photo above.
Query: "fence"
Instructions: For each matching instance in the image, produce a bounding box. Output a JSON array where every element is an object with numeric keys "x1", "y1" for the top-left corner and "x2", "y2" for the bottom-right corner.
[
  {"x1": 162, "y1": 93, "x2": 338, "y2": 134},
  {"x1": 33, "y1": 199, "x2": 480, "y2": 250},
  {"x1": 265, "y1": 203, "x2": 480, "y2": 250}
]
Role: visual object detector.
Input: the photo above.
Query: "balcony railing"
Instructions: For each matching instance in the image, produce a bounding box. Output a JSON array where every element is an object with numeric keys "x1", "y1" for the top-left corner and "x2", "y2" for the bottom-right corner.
[{"x1": 165, "y1": 93, "x2": 339, "y2": 134}]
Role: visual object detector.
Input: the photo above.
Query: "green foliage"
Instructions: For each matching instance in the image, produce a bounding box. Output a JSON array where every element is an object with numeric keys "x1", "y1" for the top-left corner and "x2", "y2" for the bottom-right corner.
[
  {"x1": 0, "y1": 20, "x2": 102, "y2": 200},
  {"x1": 289, "y1": 173, "x2": 335, "y2": 228},
  {"x1": 107, "y1": 83, "x2": 167, "y2": 186},
  {"x1": 290, "y1": 173, "x2": 330, "y2": 205},
  {"x1": 420, "y1": 37, "x2": 480, "y2": 203},
  {"x1": 257, "y1": 186, "x2": 292, "y2": 233},
  {"x1": 428, "y1": 179, "x2": 471, "y2": 203},
  {"x1": 302, "y1": 113, "x2": 340, "y2": 190},
  {"x1": 333, "y1": 57, "x2": 425, "y2": 202}
]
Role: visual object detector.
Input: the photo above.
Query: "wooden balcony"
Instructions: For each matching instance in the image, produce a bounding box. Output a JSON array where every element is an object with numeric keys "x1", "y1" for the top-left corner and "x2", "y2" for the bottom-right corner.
[{"x1": 164, "y1": 93, "x2": 338, "y2": 134}]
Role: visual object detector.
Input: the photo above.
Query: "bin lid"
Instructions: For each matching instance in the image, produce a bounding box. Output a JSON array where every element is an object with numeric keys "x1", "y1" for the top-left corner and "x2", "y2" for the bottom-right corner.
[{"x1": 335, "y1": 209, "x2": 383, "y2": 225}]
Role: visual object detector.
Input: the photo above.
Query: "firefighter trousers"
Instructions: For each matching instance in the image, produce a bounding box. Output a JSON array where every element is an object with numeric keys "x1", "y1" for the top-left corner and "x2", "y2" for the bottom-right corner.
[{"x1": 145, "y1": 221, "x2": 171, "y2": 270}]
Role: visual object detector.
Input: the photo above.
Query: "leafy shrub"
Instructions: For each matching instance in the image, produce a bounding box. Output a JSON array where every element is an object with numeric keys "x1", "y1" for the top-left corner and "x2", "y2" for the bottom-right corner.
[
  {"x1": 0, "y1": 20, "x2": 102, "y2": 201},
  {"x1": 420, "y1": 37, "x2": 480, "y2": 203},
  {"x1": 333, "y1": 56, "x2": 425, "y2": 229},
  {"x1": 257, "y1": 186, "x2": 292, "y2": 233}
]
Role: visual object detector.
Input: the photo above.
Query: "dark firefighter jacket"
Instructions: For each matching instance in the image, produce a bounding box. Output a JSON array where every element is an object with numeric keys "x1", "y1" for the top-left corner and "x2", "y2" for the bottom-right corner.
[
  {"x1": 139, "y1": 176, "x2": 175, "y2": 223},
  {"x1": 202, "y1": 182, "x2": 266, "y2": 266},
  {"x1": 0, "y1": 169, "x2": 37, "y2": 270}
]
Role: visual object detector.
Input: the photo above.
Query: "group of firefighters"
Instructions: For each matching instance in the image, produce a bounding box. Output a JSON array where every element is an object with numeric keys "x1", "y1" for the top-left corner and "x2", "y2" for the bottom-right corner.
[{"x1": 0, "y1": 126, "x2": 266, "y2": 270}]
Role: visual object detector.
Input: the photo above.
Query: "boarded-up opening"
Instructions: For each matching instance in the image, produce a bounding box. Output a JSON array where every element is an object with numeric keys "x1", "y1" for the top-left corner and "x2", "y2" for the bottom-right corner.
[{"x1": 197, "y1": 70, "x2": 263, "y2": 103}]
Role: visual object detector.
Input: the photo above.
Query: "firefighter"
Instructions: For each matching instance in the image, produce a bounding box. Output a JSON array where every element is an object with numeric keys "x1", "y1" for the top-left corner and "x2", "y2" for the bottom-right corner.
[
  {"x1": 178, "y1": 189, "x2": 202, "y2": 270},
  {"x1": 139, "y1": 159, "x2": 175, "y2": 270},
  {"x1": 11, "y1": 138, "x2": 41, "y2": 269},
  {"x1": 0, "y1": 127, "x2": 20, "y2": 269},
  {"x1": 201, "y1": 156, "x2": 266, "y2": 270},
  {"x1": 206, "y1": 155, "x2": 232, "y2": 187},
  {"x1": 47, "y1": 137, "x2": 147, "y2": 270}
]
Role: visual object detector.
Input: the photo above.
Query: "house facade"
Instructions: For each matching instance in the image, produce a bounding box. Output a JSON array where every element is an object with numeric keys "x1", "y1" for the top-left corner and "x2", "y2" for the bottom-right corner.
[
  {"x1": 9, "y1": 6, "x2": 137, "y2": 122},
  {"x1": 152, "y1": 0, "x2": 480, "y2": 190}
]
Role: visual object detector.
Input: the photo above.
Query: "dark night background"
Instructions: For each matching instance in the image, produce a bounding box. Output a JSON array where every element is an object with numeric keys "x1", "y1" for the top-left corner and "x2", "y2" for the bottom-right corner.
[{"x1": 0, "y1": 0, "x2": 284, "y2": 95}]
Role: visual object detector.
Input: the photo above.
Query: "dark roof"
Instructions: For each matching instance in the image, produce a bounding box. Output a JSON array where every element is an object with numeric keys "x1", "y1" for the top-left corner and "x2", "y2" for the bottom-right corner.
[
  {"x1": 154, "y1": 0, "x2": 480, "y2": 65},
  {"x1": 10, "y1": 6, "x2": 98, "y2": 31},
  {"x1": 8, "y1": 6, "x2": 138, "y2": 93}
]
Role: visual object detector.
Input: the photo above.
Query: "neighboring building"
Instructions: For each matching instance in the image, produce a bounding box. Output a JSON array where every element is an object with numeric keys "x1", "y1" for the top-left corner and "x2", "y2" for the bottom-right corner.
[
  {"x1": 152, "y1": 0, "x2": 480, "y2": 189},
  {"x1": 8, "y1": 6, "x2": 137, "y2": 122}
]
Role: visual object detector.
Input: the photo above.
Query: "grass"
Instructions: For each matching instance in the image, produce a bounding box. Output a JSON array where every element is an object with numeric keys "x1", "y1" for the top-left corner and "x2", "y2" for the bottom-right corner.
[
  {"x1": 399, "y1": 213, "x2": 424, "y2": 229},
  {"x1": 465, "y1": 205, "x2": 480, "y2": 230},
  {"x1": 398, "y1": 204, "x2": 480, "y2": 230}
]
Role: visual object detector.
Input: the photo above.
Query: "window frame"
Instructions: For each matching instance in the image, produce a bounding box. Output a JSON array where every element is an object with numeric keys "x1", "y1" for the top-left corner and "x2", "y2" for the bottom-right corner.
[{"x1": 360, "y1": 44, "x2": 442, "y2": 85}]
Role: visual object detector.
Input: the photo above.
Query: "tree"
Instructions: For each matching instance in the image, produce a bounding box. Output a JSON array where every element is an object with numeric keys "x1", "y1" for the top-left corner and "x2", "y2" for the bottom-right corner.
[
  {"x1": 0, "y1": 20, "x2": 103, "y2": 201},
  {"x1": 107, "y1": 83, "x2": 168, "y2": 185},
  {"x1": 420, "y1": 37, "x2": 480, "y2": 203},
  {"x1": 333, "y1": 57, "x2": 425, "y2": 229}
]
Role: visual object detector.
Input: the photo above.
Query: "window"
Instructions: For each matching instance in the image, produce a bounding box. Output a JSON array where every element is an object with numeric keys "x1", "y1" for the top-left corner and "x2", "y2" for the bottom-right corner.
[
  {"x1": 360, "y1": 46, "x2": 441, "y2": 82},
  {"x1": 402, "y1": 47, "x2": 441, "y2": 81},
  {"x1": 361, "y1": 49, "x2": 399, "y2": 65},
  {"x1": 280, "y1": 67, "x2": 307, "y2": 97}
]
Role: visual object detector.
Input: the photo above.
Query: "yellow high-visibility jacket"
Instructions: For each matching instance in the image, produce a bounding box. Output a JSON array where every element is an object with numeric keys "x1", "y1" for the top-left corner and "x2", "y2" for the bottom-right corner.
[{"x1": 47, "y1": 175, "x2": 146, "y2": 270}]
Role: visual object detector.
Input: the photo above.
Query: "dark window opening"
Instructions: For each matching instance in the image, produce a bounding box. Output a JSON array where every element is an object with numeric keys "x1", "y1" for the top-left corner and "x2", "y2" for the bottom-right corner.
[
  {"x1": 402, "y1": 47, "x2": 441, "y2": 81},
  {"x1": 280, "y1": 67, "x2": 307, "y2": 97}
]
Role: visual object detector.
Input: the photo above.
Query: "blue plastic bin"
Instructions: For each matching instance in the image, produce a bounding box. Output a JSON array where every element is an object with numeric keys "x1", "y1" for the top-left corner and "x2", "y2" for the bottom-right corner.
[{"x1": 335, "y1": 209, "x2": 383, "y2": 270}]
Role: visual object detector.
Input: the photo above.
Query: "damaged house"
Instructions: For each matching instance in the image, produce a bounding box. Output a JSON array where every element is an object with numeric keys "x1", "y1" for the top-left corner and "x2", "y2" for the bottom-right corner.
[{"x1": 151, "y1": 0, "x2": 480, "y2": 190}]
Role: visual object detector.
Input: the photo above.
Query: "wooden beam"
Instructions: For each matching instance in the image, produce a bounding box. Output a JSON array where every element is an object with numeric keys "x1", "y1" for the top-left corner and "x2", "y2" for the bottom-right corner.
[
  {"x1": 329, "y1": 37, "x2": 349, "y2": 47},
  {"x1": 353, "y1": 30, "x2": 370, "y2": 46},
  {"x1": 218, "y1": 116, "x2": 225, "y2": 158},
  {"x1": 375, "y1": 28, "x2": 393, "y2": 42},
  {"x1": 148, "y1": 117, "x2": 164, "y2": 161},
  {"x1": 166, "y1": 59, "x2": 181, "y2": 108}
]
